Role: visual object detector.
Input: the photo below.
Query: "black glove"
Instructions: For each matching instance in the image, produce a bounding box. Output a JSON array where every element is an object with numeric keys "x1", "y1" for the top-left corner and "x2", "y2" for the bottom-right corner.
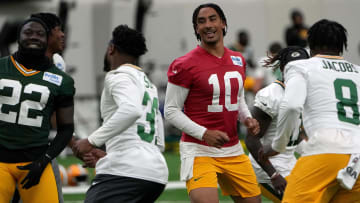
[
  {"x1": 17, "y1": 155, "x2": 51, "y2": 189},
  {"x1": 270, "y1": 172, "x2": 287, "y2": 197}
]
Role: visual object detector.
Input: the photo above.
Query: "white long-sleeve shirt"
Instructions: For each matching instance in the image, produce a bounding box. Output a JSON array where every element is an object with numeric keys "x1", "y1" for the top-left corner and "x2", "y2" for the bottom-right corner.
[
  {"x1": 88, "y1": 64, "x2": 168, "y2": 184},
  {"x1": 273, "y1": 55, "x2": 360, "y2": 156},
  {"x1": 165, "y1": 82, "x2": 251, "y2": 180}
]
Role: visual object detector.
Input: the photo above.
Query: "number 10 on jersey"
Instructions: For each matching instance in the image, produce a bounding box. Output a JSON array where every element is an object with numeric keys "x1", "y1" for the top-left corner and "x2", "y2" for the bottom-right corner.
[{"x1": 208, "y1": 71, "x2": 243, "y2": 112}]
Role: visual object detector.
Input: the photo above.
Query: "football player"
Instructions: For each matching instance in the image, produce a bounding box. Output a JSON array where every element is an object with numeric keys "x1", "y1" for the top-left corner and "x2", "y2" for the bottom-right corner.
[
  {"x1": 0, "y1": 17, "x2": 75, "y2": 202},
  {"x1": 245, "y1": 46, "x2": 309, "y2": 202},
  {"x1": 264, "y1": 19, "x2": 360, "y2": 202},
  {"x1": 72, "y1": 25, "x2": 168, "y2": 203},
  {"x1": 11, "y1": 12, "x2": 68, "y2": 203},
  {"x1": 164, "y1": 3, "x2": 261, "y2": 203}
]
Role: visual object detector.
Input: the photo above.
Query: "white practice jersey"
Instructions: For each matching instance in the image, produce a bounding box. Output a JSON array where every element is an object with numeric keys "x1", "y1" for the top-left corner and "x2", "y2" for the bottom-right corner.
[
  {"x1": 273, "y1": 55, "x2": 360, "y2": 156},
  {"x1": 88, "y1": 64, "x2": 168, "y2": 184},
  {"x1": 249, "y1": 81, "x2": 300, "y2": 183}
]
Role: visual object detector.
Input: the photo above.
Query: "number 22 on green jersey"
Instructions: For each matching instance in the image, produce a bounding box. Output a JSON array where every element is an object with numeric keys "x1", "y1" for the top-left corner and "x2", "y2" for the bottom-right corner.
[{"x1": 0, "y1": 78, "x2": 49, "y2": 127}]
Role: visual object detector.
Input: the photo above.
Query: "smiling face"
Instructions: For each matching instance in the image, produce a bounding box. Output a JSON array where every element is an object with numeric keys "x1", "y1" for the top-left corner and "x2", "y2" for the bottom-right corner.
[
  {"x1": 48, "y1": 26, "x2": 65, "y2": 53},
  {"x1": 19, "y1": 21, "x2": 47, "y2": 51},
  {"x1": 195, "y1": 7, "x2": 225, "y2": 46}
]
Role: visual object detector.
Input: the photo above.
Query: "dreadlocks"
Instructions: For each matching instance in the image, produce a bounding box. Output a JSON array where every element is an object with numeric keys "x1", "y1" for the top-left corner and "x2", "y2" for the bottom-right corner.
[
  {"x1": 308, "y1": 19, "x2": 347, "y2": 55},
  {"x1": 263, "y1": 46, "x2": 309, "y2": 72},
  {"x1": 111, "y1": 24, "x2": 147, "y2": 58}
]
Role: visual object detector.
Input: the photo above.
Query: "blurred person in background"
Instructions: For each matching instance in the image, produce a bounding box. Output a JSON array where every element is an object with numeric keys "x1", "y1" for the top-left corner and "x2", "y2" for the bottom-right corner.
[
  {"x1": 229, "y1": 29, "x2": 256, "y2": 69},
  {"x1": 284, "y1": 9, "x2": 308, "y2": 48}
]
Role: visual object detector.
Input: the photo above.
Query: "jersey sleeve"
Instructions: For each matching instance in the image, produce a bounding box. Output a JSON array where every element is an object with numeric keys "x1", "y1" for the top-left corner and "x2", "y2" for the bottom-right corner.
[
  {"x1": 88, "y1": 71, "x2": 142, "y2": 147},
  {"x1": 284, "y1": 60, "x2": 308, "y2": 83},
  {"x1": 57, "y1": 72, "x2": 75, "y2": 97},
  {"x1": 54, "y1": 76, "x2": 75, "y2": 110},
  {"x1": 50, "y1": 70, "x2": 75, "y2": 108},
  {"x1": 164, "y1": 82, "x2": 206, "y2": 140},
  {"x1": 167, "y1": 58, "x2": 193, "y2": 88},
  {"x1": 272, "y1": 62, "x2": 307, "y2": 153},
  {"x1": 254, "y1": 86, "x2": 279, "y2": 119},
  {"x1": 238, "y1": 87, "x2": 252, "y2": 122}
]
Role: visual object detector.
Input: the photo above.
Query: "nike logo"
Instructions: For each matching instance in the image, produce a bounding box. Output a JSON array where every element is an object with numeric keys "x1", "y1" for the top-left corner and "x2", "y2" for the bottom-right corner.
[
  {"x1": 194, "y1": 177, "x2": 203, "y2": 182},
  {"x1": 260, "y1": 102, "x2": 267, "y2": 106}
]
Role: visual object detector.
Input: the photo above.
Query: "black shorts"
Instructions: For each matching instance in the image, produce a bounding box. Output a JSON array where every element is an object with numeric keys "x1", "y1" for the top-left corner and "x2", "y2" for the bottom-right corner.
[{"x1": 85, "y1": 174, "x2": 166, "y2": 203}]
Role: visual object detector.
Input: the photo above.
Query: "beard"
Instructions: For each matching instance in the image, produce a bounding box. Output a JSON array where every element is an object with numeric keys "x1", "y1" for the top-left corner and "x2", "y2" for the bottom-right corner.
[
  {"x1": 103, "y1": 53, "x2": 111, "y2": 72},
  {"x1": 14, "y1": 41, "x2": 51, "y2": 71}
]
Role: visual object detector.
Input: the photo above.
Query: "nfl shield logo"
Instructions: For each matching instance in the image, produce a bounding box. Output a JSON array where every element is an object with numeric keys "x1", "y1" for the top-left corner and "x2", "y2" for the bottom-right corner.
[{"x1": 231, "y1": 56, "x2": 243, "y2": 66}]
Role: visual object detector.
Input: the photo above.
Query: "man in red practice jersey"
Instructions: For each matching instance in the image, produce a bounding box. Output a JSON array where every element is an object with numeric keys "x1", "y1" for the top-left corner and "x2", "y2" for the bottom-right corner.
[{"x1": 164, "y1": 3, "x2": 261, "y2": 203}]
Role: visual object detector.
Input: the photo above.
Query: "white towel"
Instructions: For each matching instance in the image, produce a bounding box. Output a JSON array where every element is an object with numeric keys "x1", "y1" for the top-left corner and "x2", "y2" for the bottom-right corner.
[
  {"x1": 337, "y1": 153, "x2": 360, "y2": 190},
  {"x1": 180, "y1": 156, "x2": 194, "y2": 181}
]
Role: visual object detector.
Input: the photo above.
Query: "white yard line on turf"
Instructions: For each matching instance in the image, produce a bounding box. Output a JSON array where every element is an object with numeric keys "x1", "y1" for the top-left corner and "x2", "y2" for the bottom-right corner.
[{"x1": 63, "y1": 181, "x2": 186, "y2": 194}]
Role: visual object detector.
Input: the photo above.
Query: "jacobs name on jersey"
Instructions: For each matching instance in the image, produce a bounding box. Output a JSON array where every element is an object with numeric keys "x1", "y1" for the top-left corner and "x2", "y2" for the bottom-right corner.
[{"x1": 322, "y1": 59, "x2": 359, "y2": 73}]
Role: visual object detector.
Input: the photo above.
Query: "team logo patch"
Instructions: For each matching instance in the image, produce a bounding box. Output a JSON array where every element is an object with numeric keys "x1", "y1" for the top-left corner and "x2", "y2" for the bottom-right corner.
[
  {"x1": 291, "y1": 52, "x2": 300, "y2": 57},
  {"x1": 43, "y1": 72, "x2": 63, "y2": 86},
  {"x1": 231, "y1": 56, "x2": 243, "y2": 66}
]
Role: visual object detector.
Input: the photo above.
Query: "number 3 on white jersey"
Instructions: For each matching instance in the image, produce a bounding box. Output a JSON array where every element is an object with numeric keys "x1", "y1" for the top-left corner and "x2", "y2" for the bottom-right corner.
[
  {"x1": 0, "y1": 79, "x2": 50, "y2": 127},
  {"x1": 208, "y1": 71, "x2": 243, "y2": 112}
]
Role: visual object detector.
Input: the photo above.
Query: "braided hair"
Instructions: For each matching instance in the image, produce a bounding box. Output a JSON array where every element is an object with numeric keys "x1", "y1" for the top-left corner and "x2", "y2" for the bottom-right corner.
[{"x1": 263, "y1": 46, "x2": 309, "y2": 72}]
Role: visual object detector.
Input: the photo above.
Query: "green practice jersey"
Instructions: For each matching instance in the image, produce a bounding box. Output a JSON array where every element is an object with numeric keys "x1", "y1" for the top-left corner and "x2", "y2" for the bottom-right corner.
[{"x1": 0, "y1": 56, "x2": 75, "y2": 149}]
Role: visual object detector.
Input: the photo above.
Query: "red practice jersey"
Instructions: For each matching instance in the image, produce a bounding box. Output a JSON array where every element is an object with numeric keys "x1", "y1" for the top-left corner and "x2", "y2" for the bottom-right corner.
[{"x1": 167, "y1": 46, "x2": 247, "y2": 147}]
